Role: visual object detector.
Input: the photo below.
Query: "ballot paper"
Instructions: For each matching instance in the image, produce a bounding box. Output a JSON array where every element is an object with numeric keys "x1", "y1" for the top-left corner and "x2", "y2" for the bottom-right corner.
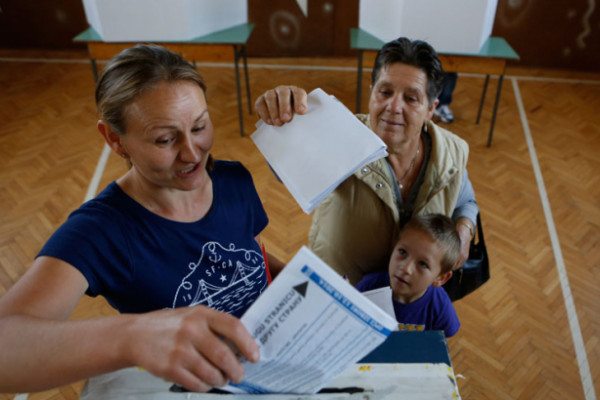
[
  {"x1": 251, "y1": 88, "x2": 388, "y2": 214},
  {"x1": 223, "y1": 246, "x2": 398, "y2": 395},
  {"x1": 362, "y1": 286, "x2": 396, "y2": 321}
]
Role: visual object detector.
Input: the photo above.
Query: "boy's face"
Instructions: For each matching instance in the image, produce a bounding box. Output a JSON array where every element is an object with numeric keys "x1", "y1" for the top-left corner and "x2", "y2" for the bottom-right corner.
[{"x1": 388, "y1": 227, "x2": 452, "y2": 304}]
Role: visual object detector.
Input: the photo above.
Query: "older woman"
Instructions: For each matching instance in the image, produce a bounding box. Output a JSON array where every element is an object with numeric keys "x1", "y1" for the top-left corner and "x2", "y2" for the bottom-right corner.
[
  {"x1": 0, "y1": 44, "x2": 283, "y2": 393},
  {"x1": 255, "y1": 37, "x2": 478, "y2": 284}
]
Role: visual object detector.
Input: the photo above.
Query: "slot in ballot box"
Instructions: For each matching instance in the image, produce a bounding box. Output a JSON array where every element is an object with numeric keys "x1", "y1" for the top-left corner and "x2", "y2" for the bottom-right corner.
[{"x1": 79, "y1": 331, "x2": 460, "y2": 399}]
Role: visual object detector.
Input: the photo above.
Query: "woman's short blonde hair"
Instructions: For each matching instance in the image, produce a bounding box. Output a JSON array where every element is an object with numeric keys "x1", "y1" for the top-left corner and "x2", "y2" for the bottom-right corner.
[{"x1": 95, "y1": 44, "x2": 206, "y2": 135}]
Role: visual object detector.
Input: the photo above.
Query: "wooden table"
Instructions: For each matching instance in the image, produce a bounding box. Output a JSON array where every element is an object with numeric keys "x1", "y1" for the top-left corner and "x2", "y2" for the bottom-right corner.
[
  {"x1": 351, "y1": 28, "x2": 519, "y2": 146},
  {"x1": 74, "y1": 24, "x2": 255, "y2": 137}
]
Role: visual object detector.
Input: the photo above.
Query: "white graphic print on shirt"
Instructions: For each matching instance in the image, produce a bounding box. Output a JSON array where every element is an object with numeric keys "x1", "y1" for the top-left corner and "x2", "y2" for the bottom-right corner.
[{"x1": 172, "y1": 241, "x2": 267, "y2": 316}]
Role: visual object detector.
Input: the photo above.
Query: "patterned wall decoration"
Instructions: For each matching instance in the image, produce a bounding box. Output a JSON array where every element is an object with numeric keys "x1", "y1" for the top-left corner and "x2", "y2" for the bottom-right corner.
[{"x1": 493, "y1": 0, "x2": 599, "y2": 70}]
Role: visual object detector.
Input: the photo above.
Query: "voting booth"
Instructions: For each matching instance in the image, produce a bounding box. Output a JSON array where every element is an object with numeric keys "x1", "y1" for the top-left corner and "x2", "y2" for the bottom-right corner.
[
  {"x1": 81, "y1": 0, "x2": 247, "y2": 42},
  {"x1": 359, "y1": 0, "x2": 498, "y2": 54}
]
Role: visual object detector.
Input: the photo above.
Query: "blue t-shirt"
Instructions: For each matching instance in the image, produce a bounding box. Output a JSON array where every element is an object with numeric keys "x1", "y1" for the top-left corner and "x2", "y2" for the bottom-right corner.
[
  {"x1": 356, "y1": 271, "x2": 460, "y2": 337},
  {"x1": 38, "y1": 160, "x2": 268, "y2": 318}
]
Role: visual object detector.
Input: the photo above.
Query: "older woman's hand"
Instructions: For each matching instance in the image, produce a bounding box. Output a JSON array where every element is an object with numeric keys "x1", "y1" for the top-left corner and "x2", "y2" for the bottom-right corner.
[
  {"x1": 254, "y1": 85, "x2": 308, "y2": 126},
  {"x1": 454, "y1": 217, "x2": 474, "y2": 269}
]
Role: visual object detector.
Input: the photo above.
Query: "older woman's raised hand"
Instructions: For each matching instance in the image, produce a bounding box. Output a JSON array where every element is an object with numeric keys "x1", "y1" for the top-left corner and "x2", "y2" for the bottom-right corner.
[
  {"x1": 254, "y1": 85, "x2": 308, "y2": 126},
  {"x1": 127, "y1": 306, "x2": 259, "y2": 393}
]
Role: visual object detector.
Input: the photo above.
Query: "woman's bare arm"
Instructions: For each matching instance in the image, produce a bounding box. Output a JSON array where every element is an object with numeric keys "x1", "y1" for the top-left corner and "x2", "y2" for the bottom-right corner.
[{"x1": 0, "y1": 256, "x2": 259, "y2": 393}]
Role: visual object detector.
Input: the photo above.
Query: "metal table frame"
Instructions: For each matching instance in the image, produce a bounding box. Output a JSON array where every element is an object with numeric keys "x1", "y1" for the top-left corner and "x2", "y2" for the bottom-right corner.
[{"x1": 74, "y1": 23, "x2": 255, "y2": 137}]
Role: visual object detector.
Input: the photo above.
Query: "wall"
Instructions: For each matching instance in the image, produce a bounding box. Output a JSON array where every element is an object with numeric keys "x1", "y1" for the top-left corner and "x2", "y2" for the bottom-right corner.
[
  {"x1": 0, "y1": 0, "x2": 88, "y2": 49},
  {"x1": 246, "y1": 0, "x2": 358, "y2": 56},
  {"x1": 492, "y1": 0, "x2": 600, "y2": 71},
  {"x1": 0, "y1": 0, "x2": 598, "y2": 71}
]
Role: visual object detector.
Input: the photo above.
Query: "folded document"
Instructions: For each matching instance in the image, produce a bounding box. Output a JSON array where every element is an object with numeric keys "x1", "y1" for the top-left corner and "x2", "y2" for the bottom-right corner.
[
  {"x1": 251, "y1": 88, "x2": 388, "y2": 214},
  {"x1": 223, "y1": 246, "x2": 398, "y2": 394},
  {"x1": 362, "y1": 286, "x2": 395, "y2": 320}
]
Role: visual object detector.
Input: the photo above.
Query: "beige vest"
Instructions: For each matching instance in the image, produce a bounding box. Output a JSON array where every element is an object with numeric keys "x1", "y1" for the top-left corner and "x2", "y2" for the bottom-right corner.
[{"x1": 308, "y1": 118, "x2": 469, "y2": 284}]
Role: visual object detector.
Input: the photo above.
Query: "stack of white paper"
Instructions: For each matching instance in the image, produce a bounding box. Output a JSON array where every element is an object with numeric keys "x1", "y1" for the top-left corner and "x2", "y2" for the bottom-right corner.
[
  {"x1": 251, "y1": 88, "x2": 388, "y2": 214},
  {"x1": 224, "y1": 246, "x2": 398, "y2": 394}
]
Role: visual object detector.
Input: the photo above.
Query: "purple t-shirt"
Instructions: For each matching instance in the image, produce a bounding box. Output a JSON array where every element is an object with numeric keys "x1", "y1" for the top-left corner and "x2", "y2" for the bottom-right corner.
[{"x1": 356, "y1": 270, "x2": 460, "y2": 337}]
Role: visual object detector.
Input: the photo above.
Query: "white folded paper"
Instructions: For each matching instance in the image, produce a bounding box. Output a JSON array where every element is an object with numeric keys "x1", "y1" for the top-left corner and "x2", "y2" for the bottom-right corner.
[
  {"x1": 224, "y1": 246, "x2": 398, "y2": 394},
  {"x1": 251, "y1": 88, "x2": 388, "y2": 214},
  {"x1": 362, "y1": 286, "x2": 396, "y2": 321}
]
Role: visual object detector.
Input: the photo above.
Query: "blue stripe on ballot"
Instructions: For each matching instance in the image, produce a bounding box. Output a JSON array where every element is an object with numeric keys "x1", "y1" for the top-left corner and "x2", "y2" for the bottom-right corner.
[{"x1": 301, "y1": 265, "x2": 391, "y2": 336}]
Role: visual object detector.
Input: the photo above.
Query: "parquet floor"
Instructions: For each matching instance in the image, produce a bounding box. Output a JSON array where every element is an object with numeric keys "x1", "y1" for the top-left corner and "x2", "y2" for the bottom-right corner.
[{"x1": 0, "y1": 49, "x2": 599, "y2": 399}]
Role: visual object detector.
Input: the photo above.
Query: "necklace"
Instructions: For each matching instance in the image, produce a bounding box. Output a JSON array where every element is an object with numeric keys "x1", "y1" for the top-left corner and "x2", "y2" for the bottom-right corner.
[{"x1": 397, "y1": 140, "x2": 420, "y2": 190}]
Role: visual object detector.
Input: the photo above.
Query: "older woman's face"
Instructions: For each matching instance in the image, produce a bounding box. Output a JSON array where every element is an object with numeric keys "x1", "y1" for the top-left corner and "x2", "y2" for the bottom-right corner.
[
  {"x1": 368, "y1": 63, "x2": 437, "y2": 151},
  {"x1": 119, "y1": 80, "x2": 214, "y2": 192}
]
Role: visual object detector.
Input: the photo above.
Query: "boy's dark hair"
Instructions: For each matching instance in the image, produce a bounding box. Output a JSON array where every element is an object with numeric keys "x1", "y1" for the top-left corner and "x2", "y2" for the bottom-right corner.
[{"x1": 401, "y1": 214, "x2": 461, "y2": 273}]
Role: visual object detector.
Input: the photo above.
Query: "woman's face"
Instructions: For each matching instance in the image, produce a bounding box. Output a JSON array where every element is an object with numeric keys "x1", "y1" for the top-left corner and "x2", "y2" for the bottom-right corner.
[
  {"x1": 368, "y1": 63, "x2": 437, "y2": 151},
  {"x1": 119, "y1": 80, "x2": 214, "y2": 192}
]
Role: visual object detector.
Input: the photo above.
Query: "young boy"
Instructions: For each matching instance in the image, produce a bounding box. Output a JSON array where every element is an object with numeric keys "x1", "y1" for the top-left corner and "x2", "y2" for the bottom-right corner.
[{"x1": 355, "y1": 214, "x2": 461, "y2": 337}]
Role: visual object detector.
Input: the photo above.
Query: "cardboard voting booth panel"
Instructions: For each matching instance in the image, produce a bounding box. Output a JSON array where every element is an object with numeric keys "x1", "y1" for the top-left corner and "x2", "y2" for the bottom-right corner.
[
  {"x1": 359, "y1": 0, "x2": 498, "y2": 54},
  {"x1": 82, "y1": 0, "x2": 247, "y2": 42}
]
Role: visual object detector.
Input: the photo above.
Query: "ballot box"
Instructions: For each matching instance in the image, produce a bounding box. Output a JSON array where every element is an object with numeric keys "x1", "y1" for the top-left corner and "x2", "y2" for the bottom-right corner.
[
  {"x1": 81, "y1": 0, "x2": 247, "y2": 42},
  {"x1": 79, "y1": 332, "x2": 461, "y2": 399},
  {"x1": 359, "y1": 0, "x2": 498, "y2": 54}
]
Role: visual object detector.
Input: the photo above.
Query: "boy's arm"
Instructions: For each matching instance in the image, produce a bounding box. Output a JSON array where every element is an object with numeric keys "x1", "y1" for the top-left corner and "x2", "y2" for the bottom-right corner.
[{"x1": 432, "y1": 289, "x2": 460, "y2": 338}]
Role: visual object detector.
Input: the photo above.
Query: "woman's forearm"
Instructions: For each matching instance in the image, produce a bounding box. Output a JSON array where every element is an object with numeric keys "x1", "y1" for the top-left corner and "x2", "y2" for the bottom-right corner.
[
  {"x1": 0, "y1": 305, "x2": 259, "y2": 394},
  {"x1": 0, "y1": 314, "x2": 134, "y2": 393}
]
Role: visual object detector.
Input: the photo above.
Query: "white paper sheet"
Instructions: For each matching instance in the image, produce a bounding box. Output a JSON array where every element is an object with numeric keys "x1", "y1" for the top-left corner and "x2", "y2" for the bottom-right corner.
[
  {"x1": 362, "y1": 286, "x2": 396, "y2": 322},
  {"x1": 223, "y1": 246, "x2": 398, "y2": 394},
  {"x1": 251, "y1": 88, "x2": 388, "y2": 214}
]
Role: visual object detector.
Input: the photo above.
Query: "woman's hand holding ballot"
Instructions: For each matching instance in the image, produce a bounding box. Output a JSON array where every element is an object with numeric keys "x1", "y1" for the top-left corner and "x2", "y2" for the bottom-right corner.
[{"x1": 254, "y1": 85, "x2": 308, "y2": 126}]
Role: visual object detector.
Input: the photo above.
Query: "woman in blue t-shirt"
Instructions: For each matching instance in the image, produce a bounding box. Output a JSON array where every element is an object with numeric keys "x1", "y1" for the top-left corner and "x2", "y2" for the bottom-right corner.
[{"x1": 0, "y1": 44, "x2": 283, "y2": 393}]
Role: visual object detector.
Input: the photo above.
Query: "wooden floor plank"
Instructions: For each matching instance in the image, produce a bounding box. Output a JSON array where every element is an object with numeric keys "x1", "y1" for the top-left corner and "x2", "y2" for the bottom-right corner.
[{"x1": 0, "y1": 52, "x2": 598, "y2": 399}]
